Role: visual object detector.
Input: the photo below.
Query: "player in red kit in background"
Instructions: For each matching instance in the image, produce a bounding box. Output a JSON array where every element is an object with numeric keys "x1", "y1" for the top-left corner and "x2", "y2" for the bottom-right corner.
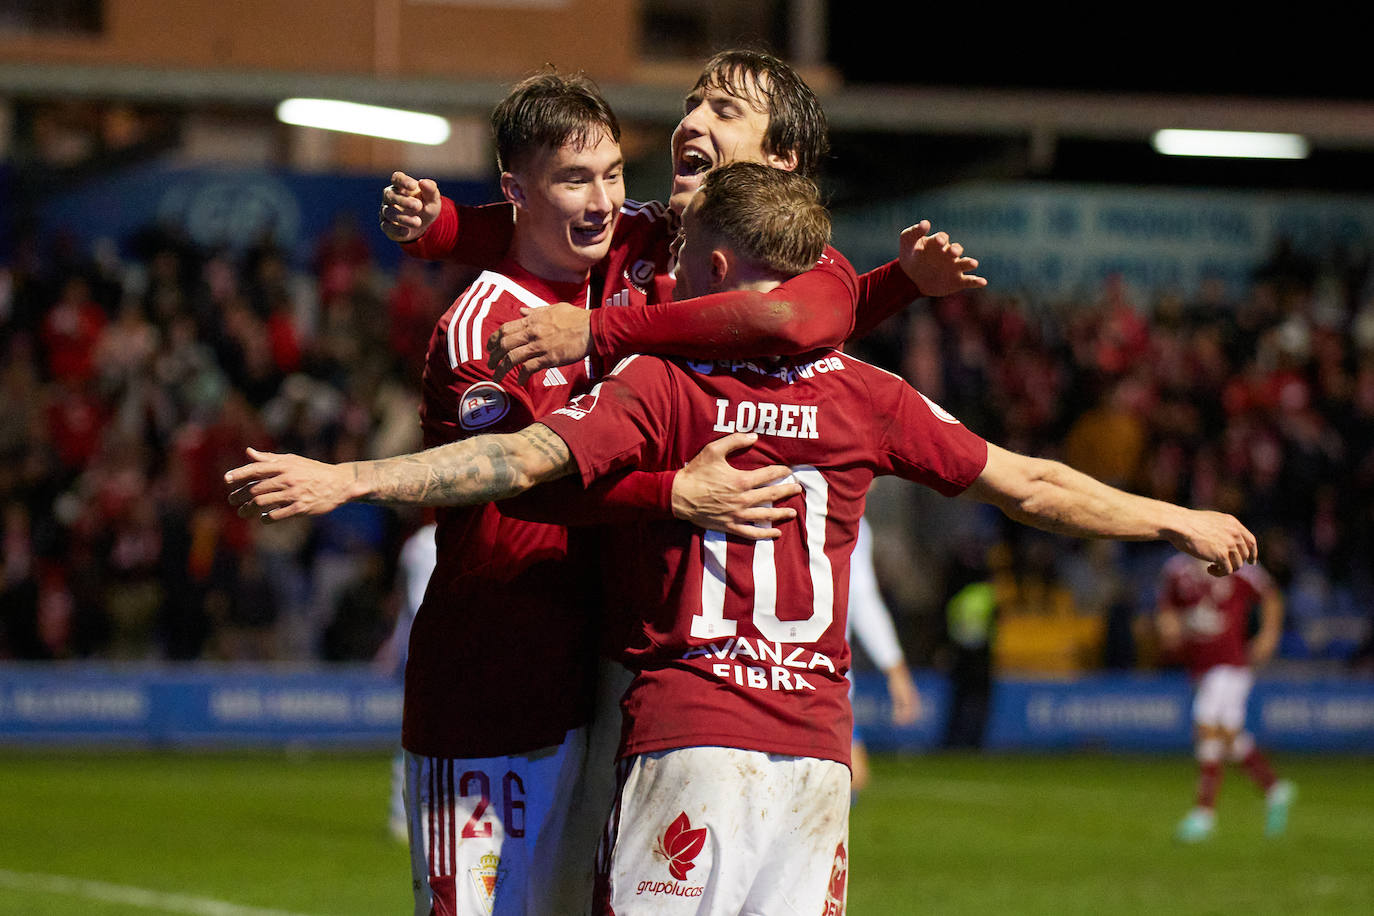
[
  {"x1": 228, "y1": 163, "x2": 1260, "y2": 914},
  {"x1": 1157, "y1": 554, "x2": 1295, "y2": 843}
]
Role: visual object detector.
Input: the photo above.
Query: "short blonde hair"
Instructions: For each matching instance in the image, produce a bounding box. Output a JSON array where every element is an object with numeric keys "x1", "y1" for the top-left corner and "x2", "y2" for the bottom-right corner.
[{"x1": 694, "y1": 161, "x2": 830, "y2": 276}]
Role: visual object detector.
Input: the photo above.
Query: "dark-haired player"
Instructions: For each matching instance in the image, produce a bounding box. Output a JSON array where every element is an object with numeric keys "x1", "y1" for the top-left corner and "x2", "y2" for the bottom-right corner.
[
  {"x1": 379, "y1": 48, "x2": 985, "y2": 384},
  {"x1": 379, "y1": 70, "x2": 793, "y2": 916}
]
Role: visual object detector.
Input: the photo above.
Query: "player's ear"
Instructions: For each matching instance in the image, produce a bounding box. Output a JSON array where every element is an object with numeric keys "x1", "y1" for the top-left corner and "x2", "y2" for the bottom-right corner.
[
  {"x1": 709, "y1": 248, "x2": 731, "y2": 290},
  {"x1": 764, "y1": 147, "x2": 799, "y2": 173},
  {"x1": 500, "y1": 172, "x2": 526, "y2": 208}
]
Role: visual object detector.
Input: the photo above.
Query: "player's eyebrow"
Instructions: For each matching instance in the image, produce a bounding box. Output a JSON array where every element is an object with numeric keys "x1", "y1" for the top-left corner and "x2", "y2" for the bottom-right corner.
[
  {"x1": 552, "y1": 165, "x2": 591, "y2": 180},
  {"x1": 552, "y1": 157, "x2": 623, "y2": 181}
]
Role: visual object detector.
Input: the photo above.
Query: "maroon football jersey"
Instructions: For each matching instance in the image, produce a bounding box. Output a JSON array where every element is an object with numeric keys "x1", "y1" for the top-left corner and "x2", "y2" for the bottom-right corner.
[
  {"x1": 597, "y1": 198, "x2": 678, "y2": 309},
  {"x1": 404, "y1": 195, "x2": 875, "y2": 362},
  {"x1": 1159, "y1": 555, "x2": 1275, "y2": 677},
  {"x1": 588, "y1": 203, "x2": 865, "y2": 363},
  {"x1": 404, "y1": 260, "x2": 601, "y2": 758},
  {"x1": 539, "y1": 350, "x2": 989, "y2": 766}
]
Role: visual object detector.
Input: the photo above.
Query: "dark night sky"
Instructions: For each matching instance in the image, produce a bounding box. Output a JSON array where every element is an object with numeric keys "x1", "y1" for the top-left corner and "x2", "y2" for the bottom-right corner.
[{"x1": 824, "y1": 19, "x2": 1367, "y2": 102}]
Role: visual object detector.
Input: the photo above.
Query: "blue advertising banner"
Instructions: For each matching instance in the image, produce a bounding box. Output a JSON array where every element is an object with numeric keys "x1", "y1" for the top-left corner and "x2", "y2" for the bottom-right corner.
[
  {"x1": 0, "y1": 665, "x2": 402, "y2": 748},
  {"x1": 984, "y1": 674, "x2": 1193, "y2": 751},
  {"x1": 851, "y1": 671, "x2": 950, "y2": 752},
  {"x1": 3, "y1": 666, "x2": 1371, "y2": 752},
  {"x1": 982, "y1": 674, "x2": 1374, "y2": 752},
  {"x1": 833, "y1": 182, "x2": 1374, "y2": 302},
  {"x1": 29, "y1": 163, "x2": 496, "y2": 270}
]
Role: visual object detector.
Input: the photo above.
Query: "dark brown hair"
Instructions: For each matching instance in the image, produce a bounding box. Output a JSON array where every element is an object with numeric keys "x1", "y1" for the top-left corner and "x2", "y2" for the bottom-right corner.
[
  {"x1": 694, "y1": 161, "x2": 830, "y2": 276},
  {"x1": 491, "y1": 70, "x2": 620, "y2": 174},
  {"x1": 691, "y1": 49, "x2": 829, "y2": 179}
]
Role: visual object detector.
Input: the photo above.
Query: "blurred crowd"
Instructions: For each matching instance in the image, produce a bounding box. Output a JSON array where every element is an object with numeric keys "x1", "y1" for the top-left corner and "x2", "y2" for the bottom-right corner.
[
  {"x1": 0, "y1": 215, "x2": 474, "y2": 663},
  {"x1": 852, "y1": 238, "x2": 1374, "y2": 671},
  {"x1": 2, "y1": 215, "x2": 1372, "y2": 671}
]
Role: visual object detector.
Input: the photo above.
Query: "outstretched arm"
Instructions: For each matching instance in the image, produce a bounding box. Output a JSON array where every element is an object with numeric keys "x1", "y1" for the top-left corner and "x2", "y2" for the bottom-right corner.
[
  {"x1": 225, "y1": 424, "x2": 574, "y2": 521},
  {"x1": 850, "y1": 221, "x2": 987, "y2": 341},
  {"x1": 963, "y1": 443, "x2": 1258, "y2": 576},
  {"x1": 497, "y1": 432, "x2": 801, "y2": 539},
  {"x1": 486, "y1": 251, "x2": 861, "y2": 382},
  {"x1": 380, "y1": 172, "x2": 515, "y2": 265}
]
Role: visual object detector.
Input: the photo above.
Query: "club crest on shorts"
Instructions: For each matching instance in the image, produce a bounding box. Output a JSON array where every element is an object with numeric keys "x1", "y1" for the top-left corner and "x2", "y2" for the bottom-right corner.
[
  {"x1": 459, "y1": 382, "x2": 510, "y2": 430},
  {"x1": 468, "y1": 852, "x2": 507, "y2": 914},
  {"x1": 823, "y1": 842, "x2": 848, "y2": 915},
  {"x1": 653, "y1": 812, "x2": 707, "y2": 882}
]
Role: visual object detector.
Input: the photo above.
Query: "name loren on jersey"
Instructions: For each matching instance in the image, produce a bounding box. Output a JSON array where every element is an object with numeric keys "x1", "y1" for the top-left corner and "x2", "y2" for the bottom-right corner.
[{"x1": 704, "y1": 355, "x2": 846, "y2": 439}]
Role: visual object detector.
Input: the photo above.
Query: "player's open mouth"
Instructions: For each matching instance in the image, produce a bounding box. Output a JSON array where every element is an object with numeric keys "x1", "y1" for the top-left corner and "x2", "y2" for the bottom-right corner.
[
  {"x1": 676, "y1": 148, "x2": 713, "y2": 177},
  {"x1": 572, "y1": 223, "x2": 611, "y2": 244}
]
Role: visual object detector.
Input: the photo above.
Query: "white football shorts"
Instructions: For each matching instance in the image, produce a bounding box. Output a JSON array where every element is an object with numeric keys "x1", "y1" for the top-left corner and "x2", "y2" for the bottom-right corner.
[
  {"x1": 405, "y1": 726, "x2": 587, "y2": 916},
  {"x1": 1192, "y1": 664, "x2": 1254, "y2": 732},
  {"x1": 596, "y1": 745, "x2": 851, "y2": 915}
]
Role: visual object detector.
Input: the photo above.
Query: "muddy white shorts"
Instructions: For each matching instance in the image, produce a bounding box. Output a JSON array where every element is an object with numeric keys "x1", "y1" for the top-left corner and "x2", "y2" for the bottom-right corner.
[
  {"x1": 405, "y1": 726, "x2": 587, "y2": 916},
  {"x1": 595, "y1": 745, "x2": 851, "y2": 915},
  {"x1": 1192, "y1": 665, "x2": 1254, "y2": 732}
]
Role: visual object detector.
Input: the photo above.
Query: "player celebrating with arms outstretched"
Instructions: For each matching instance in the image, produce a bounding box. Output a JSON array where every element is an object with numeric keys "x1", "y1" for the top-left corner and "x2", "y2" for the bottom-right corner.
[
  {"x1": 379, "y1": 48, "x2": 986, "y2": 385},
  {"x1": 229, "y1": 162, "x2": 1258, "y2": 914},
  {"x1": 377, "y1": 72, "x2": 794, "y2": 916}
]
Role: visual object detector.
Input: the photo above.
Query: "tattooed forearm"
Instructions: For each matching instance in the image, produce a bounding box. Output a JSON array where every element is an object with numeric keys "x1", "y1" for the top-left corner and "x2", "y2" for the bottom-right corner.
[
  {"x1": 522, "y1": 424, "x2": 574, "y2": 471},
  {"x1": 353, "y1": 426, "x2": 575, "y2": 507}
]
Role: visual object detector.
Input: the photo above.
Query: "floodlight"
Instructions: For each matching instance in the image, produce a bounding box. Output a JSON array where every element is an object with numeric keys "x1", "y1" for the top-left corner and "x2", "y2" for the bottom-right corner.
[
  {"x1": 1151, "y1": 129, "x2": 1309, "y2": 160},
  {"x1": 276, "y1": 99, "x2": 451, "y2": 145}
]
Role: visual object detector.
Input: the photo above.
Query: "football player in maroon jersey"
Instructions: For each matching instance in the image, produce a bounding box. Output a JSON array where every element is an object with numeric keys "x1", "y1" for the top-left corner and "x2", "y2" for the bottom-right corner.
[
  {"x1": 1158, "y1": 554, "x2": 1294, "y2": 842},
  {"x1": 378, "y1": 49, "x2": 986, "y2": 386},
  {"x1": 230, "y1": 162, "x2": 1259, "y2": 914}
]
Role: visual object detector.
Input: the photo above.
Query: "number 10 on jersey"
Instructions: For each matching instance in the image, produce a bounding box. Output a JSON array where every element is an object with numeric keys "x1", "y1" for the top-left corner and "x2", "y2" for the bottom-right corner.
[{"x1": 691, "y1": 467, "x2": 835, "y2": 645}]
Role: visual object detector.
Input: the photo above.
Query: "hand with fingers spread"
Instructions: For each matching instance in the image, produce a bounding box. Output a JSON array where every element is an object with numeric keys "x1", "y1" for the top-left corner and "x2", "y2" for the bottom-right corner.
[
  {"x1": 380, "y1": 171, "x2": 443, "y2": 243},
  {"x1": 487, "y1": 302, "x2": 593, "y2": 384},
  {"x1": 1167, "y1": 509, "x2": 1260, "y2": 577},
  {"x1": 898, "y1": 220, "x2": 988, "y2": 299},
  {"x1": 670, "y1": 433, "x2": 801, "y2": 539},
  {"x1": 225, "y1": 447, "x2": 357, "y2": 522}
]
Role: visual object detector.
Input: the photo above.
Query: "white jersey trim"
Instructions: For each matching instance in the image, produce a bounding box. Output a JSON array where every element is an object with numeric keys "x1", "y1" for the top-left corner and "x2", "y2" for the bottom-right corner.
[
  {"x1": 606, "y1": 354, "x2": 640, "y2": 377},
  {"x1": 447, "y1": 270, "x2": 554, "y2": 368},
  {"x1": 620, "y1": 198, "x2": 669, "y2": 221}
]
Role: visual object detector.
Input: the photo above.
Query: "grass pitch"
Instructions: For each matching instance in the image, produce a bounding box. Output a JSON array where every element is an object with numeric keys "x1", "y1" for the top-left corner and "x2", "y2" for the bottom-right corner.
[{"x1": 0, "y1": 750, "x2": 1368, "y2": 914}]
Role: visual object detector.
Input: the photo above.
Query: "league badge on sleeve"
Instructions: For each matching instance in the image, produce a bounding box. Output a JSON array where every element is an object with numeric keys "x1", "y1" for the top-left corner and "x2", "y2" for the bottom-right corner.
[
  {"x1": 918, "y1": 391, "x2": 961, "y2": 424},
  {"x1": 459, "y1": 382, "x2": 511, "y2": 430}
]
